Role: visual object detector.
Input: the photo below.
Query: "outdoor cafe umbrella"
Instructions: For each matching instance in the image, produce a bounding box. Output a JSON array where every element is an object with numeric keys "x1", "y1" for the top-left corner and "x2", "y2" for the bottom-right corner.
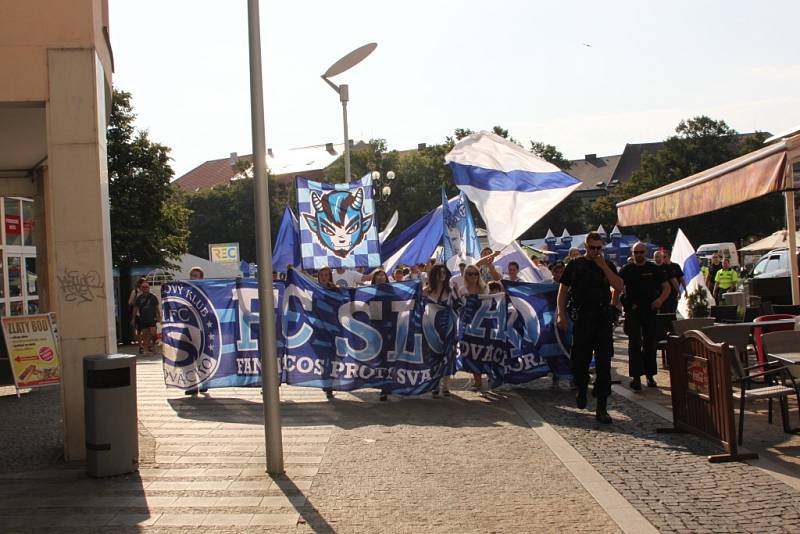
[{"x1": 740, "y1": 229, "x2": 800, "y2": 253}]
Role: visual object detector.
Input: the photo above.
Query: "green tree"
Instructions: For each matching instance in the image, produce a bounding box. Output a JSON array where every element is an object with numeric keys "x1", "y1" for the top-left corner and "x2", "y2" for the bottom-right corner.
[
  {"x1": 108, "y1": 89, "x2": 190, "y2": 268},
  {"x1": 184, "y1": 161, "x2": 294, "y2": 262},
  {"x1": 592, "y1": 116, "x2": 781, "y2": 246}
]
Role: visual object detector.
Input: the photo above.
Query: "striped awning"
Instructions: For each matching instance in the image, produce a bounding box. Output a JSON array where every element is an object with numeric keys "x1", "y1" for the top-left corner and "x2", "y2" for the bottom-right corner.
[{"x1": 616, "y1": 142, "x2": 789, "y2": 227}]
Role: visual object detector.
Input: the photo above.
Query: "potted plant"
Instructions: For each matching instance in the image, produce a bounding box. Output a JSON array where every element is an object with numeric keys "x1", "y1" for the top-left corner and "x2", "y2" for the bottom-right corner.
[{"x1": 687, "y1": 286, "x2": 710, "y2": 318}]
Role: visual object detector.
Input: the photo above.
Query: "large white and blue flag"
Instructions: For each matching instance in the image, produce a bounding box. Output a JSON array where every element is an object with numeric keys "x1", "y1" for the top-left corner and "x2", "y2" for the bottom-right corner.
[
  {"x1": 672, "y1": 228, "x2": 715, "y2": 318},
  {"x1": 445, "y1": 131, "x2": 582, "y2": 248},
  {"x1": 441, "y1": 189, "x2": 481, "y2": 271}
]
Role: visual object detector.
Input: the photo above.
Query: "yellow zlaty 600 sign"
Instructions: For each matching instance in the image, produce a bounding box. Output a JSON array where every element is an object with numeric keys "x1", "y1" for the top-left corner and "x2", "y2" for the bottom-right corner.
[{"x1": 2, "y1": 314, "x2": 61, "y2": 389}]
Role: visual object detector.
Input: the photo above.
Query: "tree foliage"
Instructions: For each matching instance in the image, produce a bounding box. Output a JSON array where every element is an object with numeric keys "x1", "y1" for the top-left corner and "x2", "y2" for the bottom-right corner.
[
  {"x1": 184, "y1": 162, "x2": 294, "y2": 263},
  {"x1": 108, "y1": 90, "x2": 190, "y2": 268}
]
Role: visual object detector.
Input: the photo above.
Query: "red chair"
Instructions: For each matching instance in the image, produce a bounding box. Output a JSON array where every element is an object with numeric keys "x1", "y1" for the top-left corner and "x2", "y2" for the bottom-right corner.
[{"x1": 754, "y1": 314, "x2": 795, "y2": 368}]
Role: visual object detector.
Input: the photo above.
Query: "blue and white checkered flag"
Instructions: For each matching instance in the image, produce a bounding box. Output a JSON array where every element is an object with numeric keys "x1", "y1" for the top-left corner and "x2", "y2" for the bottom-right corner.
[{"x1": 296, "y1": 174, "x2": 382, "y2": 270}]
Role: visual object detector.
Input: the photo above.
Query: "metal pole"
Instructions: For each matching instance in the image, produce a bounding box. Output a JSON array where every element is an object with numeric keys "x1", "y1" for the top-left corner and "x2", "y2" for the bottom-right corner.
[
  {"x1": 340, "y1": 84, "x2": 350, "y2": 181},
  {"x1": 247, "y1": 0, "x2": 284, "y2": 475},
  {"x1": 786, "y1": 164, "x2": 800, "y2": 304}
]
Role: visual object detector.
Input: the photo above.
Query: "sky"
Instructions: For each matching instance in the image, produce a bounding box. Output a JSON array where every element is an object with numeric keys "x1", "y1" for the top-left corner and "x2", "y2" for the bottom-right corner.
[{"x1": 109, "y1": 0, "x2": 800, "y2": 178}]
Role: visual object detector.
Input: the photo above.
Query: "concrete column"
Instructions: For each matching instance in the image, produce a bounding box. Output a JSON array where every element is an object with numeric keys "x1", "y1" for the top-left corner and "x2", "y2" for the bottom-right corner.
[{"x1": 45, "y1": 48, "x2": 115, "y2": 461}]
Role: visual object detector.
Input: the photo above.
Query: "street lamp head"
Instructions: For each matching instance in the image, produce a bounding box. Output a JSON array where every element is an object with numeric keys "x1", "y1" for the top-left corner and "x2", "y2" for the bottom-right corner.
[
  {"x1": 386, "y1": 170, "x2": 396, "y2": 180},
  {"x1": 371, "y1": 170, "x2": 381, "y2": 181},
  {"x1": 322, "y1": 42, "x2": 378, "y2": 79},
  {"x1": 382, "y1": 185, "x2": 392, "y2": 198}
]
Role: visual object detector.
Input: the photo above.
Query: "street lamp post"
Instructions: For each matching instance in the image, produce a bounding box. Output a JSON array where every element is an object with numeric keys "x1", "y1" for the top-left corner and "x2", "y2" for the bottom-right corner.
[
  {"x1": 371, "y1": 170, "x2": 395, "y2": 202},
  {"x1": 321, "y1": 43, "x2": 377, "y2": 181},
  {"x1": 247, "y1": 0, "x2": 283, "y2": 475}
]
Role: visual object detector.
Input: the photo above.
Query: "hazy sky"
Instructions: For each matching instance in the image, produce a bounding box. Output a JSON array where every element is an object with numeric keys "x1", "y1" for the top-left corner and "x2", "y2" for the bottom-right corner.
[{"x1": 110, "y1": 1, "x2": 800, "y2": 178}]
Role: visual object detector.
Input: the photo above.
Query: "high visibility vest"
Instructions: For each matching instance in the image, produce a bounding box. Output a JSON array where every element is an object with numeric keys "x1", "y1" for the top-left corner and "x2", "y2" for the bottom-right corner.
[{"x1": 714, "y1": 268, "x2": 738, "y2": 290}]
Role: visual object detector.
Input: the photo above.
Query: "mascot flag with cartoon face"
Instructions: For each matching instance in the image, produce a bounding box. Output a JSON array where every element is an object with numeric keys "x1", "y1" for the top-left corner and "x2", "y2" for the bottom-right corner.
[{"x1": 297, "y1": 174, "x2": 382, "y2": 270}]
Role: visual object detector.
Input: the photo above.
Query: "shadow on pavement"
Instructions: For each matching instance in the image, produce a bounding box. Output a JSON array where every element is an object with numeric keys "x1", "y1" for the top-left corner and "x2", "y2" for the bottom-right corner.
[
  {"x1": 167, "y1": 388, "x2": 540, "y2": 431},
  {"x1": 268, "y1": 473, "x2": 336, "y2": 534}
]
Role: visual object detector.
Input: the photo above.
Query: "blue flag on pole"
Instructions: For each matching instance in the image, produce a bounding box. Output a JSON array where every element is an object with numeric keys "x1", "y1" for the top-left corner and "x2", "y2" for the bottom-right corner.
[
  {"x1": 296, "y1": 174, "x2": 382, "y2": 270},
  {"x1": 441, "y1": 189, "x2": 481, "y2": 271},
  {"x1": 272, "y1": 207, "x2": 301, "y2": 272}
]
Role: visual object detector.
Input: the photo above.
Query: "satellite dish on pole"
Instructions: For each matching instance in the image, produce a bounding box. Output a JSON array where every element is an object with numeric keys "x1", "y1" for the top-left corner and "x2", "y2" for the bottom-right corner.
[{"x1": 323, "y1": 42, "x2": 377, "y2": 78}]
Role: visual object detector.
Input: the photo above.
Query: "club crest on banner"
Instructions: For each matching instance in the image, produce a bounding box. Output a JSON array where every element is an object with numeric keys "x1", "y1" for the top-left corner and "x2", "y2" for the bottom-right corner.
[
  {"x1": 297, "y1": 175, "x2": 382, "y2": 270},
  {"x1": 161, "y1": 282, "x2": 222, "y2": 389}
]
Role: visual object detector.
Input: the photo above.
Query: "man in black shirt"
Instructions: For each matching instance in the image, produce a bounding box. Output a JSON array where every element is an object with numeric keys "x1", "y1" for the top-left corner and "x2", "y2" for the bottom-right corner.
[
  {"x1": 655, "y1": 249, "x2": 686, "y2": 313},
  {"x1": 134, "y1": 282, "x2": 161, "y2": 354},
  {"x1": 617, "y1": 242, "x2": 670, "y2": 390},
  {"x1": 557, "y1": 232, "x2": 624, "y2": 424}
]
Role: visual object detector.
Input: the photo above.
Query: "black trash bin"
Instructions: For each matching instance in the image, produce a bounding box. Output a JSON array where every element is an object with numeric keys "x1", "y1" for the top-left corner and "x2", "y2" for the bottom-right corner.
[{"x1": 83, "y1": 353, "x2": 138, "y2": 477}]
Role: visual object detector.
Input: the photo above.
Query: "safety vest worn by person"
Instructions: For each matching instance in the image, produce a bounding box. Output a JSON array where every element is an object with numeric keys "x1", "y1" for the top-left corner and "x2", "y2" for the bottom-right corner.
[{"x1": 714, "y1": 268, "x2": 739, "y2": 290}]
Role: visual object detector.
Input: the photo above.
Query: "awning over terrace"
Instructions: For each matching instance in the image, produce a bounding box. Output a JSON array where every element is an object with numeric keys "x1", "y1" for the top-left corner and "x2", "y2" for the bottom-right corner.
[{"x1": 616, "y1": 142, "x2": 790, "y2": 227}]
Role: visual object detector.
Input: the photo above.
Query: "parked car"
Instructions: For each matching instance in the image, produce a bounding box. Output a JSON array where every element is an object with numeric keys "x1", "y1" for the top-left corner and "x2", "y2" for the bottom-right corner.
[
  {"x1": 696, "y1": 242, "x2": 739, "y2": 267},
  {"x1": 749, "y1": 247, "x2": 799, "y2": 279},
  {"x1": 746, "y1": 247, "x2": 800, "y2": 306}
]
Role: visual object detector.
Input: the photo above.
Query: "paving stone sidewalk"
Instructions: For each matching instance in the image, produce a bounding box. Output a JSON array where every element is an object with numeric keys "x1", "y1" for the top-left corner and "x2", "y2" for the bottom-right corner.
[
  {"x1": 518, "y1": 380, "x2": 800, "y2": 534},
  {"x1": 1, "y1": 354, "x2": 623, "y2": 533}
]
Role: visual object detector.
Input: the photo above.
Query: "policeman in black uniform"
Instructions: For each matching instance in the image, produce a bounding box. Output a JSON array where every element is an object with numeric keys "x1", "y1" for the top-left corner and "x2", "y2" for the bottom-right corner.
[
  {"x1": 617, "y1": 242, "x2": 670, "y2": 391},
  {"x1": 557, "y1": 232, "x2": 624, "y2": 424}
]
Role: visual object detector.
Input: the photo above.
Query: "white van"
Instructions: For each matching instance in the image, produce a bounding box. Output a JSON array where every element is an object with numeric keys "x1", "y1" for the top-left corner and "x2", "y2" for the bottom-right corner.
[{"x1": 696, "y1": 242, "x2": 739, "y2": 267}]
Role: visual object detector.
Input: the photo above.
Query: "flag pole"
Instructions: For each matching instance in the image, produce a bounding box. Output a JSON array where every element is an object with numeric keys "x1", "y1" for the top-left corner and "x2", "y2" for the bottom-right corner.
[{"x1": 247, "y1": 0, "x2": 284, "y2": 475}]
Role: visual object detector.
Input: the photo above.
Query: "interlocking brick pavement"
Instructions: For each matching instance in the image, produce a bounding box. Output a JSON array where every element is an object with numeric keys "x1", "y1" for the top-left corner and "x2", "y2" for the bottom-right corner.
[
  {"x1": 518, "y1": 380, "x2": 800, "y2": 534},
  {"x1": 1, "y1": 353, "x2": 624, "y2": 533},
  {"x1": 295, "y1": 383, "x2": 621, "y2": 534}
]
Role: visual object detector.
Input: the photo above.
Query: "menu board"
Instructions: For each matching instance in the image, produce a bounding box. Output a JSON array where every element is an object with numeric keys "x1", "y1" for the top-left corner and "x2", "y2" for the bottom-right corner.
[{"x1": 2, "y1": 314, "x2": 61, "y2": 389}]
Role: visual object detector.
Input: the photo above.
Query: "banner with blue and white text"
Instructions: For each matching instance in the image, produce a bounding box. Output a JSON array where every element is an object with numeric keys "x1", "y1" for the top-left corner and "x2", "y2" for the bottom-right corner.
[{"x1": 160, "y1": 273, "x2": 569, "y2": 393}]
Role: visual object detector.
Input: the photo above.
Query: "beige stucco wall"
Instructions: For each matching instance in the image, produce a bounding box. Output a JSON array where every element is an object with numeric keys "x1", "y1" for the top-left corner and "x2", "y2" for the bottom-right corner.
[
  {"x1": 0, "y1": 0, "x2": 112, "y2": 104},
  {"x1": 1, "y1": 0, "x2": 116, "y2": 461}
]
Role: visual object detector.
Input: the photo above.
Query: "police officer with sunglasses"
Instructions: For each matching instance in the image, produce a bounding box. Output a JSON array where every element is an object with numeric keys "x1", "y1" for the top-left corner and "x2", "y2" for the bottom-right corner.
[{"x1": 556, "y1": 232, "x2": 624, "y2": 423}]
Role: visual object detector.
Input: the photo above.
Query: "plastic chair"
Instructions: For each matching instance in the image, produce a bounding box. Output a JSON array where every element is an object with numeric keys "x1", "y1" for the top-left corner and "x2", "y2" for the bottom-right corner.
[
  {"x1": 773, "y1": 304, "x2": 800, "y2": 316},
  {"x1": 709, "y1": 305, "x2": 738, "y2": 323},
  {"x1": 742, "y1": 306, "x2": 760, "y2": 324},
  {"x1": 754, "y1": 314, "x2": 795, "y2": 369},
  {"x1": 702, "y1": 324, "x2": 751, "y2": 367},
  {"x1": 655, "y1": 313, "x2": 676, "y2": 369},
  {"x1": 763, "y1": 330, "x2": 800, "y2": 380},
  {"x1": 728, "y1": 346, "x2": 799, "y2": 445},
  {"x1": 671, "y1": 317, "x2": 715, "y2": 336}
]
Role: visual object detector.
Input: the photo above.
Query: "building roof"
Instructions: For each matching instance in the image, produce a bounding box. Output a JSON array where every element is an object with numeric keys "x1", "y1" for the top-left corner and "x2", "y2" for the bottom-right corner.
[
  {"x1": 173, "y1": 142, "x2": 349, "y2": 192},
  {"x1": 567, "y1": 154, "x2": 623, "y2": 192}
]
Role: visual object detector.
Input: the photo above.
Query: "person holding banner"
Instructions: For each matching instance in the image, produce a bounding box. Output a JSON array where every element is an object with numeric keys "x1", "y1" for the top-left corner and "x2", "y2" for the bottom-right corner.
[
  {"x1": 477, "y1": 248, "x2": 502, "y2": 283},
  {"x1": 317, "y1": 267, "x2": 337, "y2": 290},
  {"x1": 556, "y1": 232, "x2": 623, "y2": 424},
  {"x1": 371, "y1": 270, "x2": 392, "y2": 401},
  {"x1": 425, "y1": 264, "x2": 453, "y2": 397},
  {"x1": 459, "y1": 264, "x2": 489, "y2": 391},
  {"x1": 317, "y1": 267, "x2": 337, "y2": 399}
]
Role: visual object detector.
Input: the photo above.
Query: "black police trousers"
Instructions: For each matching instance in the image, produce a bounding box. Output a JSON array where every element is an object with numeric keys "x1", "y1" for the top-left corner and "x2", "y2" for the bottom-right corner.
[
  {"x1": 570, "y1": 314, "x2": 613, "y2": 399},
  {"x1": 626, "y1": 309, "x2": 657, "y2": 378}
]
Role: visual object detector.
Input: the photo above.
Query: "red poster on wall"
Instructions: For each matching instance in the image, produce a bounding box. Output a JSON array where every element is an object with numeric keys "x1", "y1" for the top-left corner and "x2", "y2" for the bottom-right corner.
[{"x1": 5, "y1": 214, "x2": 20, "y2": 235}]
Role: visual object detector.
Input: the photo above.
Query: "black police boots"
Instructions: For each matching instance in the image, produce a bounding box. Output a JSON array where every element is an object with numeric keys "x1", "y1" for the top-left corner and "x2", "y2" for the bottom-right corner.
[
  {"x1": 576, "y1": 387, "x2": 588, "y2": 409},
  {"x1": 596, "y1": 396, "x2": 612, "y2": 424}
]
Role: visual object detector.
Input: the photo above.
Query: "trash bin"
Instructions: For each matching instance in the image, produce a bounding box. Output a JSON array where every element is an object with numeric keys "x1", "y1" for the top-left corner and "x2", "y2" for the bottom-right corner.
[{"x1": 84, "y1": 353, "x2": 138, "y2": 477}]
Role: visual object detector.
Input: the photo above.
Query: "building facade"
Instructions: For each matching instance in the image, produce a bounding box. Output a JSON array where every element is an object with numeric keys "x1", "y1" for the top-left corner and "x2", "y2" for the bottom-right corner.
[{"x1": 0, "y1": 0, "x2": 115, "y2": 460}]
